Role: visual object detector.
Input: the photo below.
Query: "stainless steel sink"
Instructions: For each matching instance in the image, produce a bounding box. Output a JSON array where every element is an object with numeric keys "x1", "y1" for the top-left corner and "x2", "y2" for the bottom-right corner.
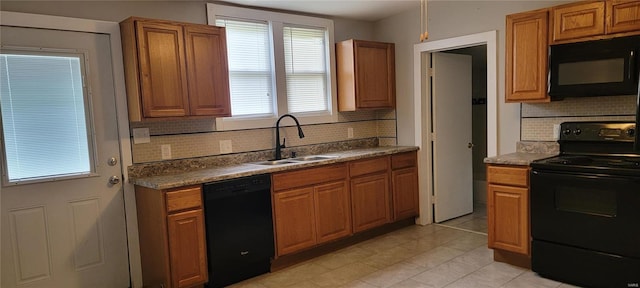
[
  {"x1": 252, "y1": 159, "x2": 298, "y2": 166},
  {"x1": 291, "y1": 155, "x2": 340, "y2": 161}
]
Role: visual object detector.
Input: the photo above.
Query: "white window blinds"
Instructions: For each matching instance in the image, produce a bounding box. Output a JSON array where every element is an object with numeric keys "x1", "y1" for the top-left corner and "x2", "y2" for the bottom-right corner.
[
  {"x1": 283, "y1": 26, "x2": 328, "y2": 114},
  {"x1": 215, "y1": 19, "x2": 274, "y2": 116},
  {"x1": 0, "y1": 53, "x2": 92, "y2": 182}
]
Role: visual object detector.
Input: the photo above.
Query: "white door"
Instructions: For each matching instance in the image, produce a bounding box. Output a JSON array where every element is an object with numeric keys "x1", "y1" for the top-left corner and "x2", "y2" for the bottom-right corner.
[
  {"x1": 0, "y1": 26, "x2": 129, "y2": 287},
  {"x1": 432, "y1": 52, "x2": 473, "y2": 223}
]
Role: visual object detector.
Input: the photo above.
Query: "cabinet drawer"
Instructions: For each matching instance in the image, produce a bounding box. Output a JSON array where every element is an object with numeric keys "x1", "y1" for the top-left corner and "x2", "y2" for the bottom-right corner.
[
  {"x1": 487, "y1": 165, "x2": 529, "y2": 187},
  {"x1": 350, "y1": 156, "x2": 389, "y2": 177},
  {"x1": 273, "y1": 164, "x2": 347, "y2": 191},
  {"x1": 391, "y1": 152, "x2": 417, "y2": 170},
  {"x1": 166, "y1": 186, "x2": 202, "y2": 213}
]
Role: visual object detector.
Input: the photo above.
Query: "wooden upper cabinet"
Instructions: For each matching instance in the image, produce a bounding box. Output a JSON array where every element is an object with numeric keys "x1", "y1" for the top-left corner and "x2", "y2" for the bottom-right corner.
[
  {"x1": 336, "y1": 39, "x2": 396, "y2": 111},
  {"x1": 184, "y1": 25, "x2": 231, "y2": 117},
  {"x1": 120, "y1": 17, "x2": 231, "y2": 121},
  {"x1": 551, "y1": 1, "x2": 606, "y2": 43},
  {"x1": 135, "y1": 21, "x2": 189, "y2": 118},
  {"x1": 505, "y1": 9, "x2": 550, "y2": 103},
  {"x1": 606, "y1": 0, "x2": 640, "y2": 35}
]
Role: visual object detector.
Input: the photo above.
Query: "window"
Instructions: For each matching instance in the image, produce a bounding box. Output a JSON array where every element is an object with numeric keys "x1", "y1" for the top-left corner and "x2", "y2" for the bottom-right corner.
[
  {"x1": 207, "y1": 4, "x2": 337, "y2": 130},
  {"x1": 0, "y1": 51, "x2": 94, "y2": 184},
  {"x1": 284, "y1": 26, "x2": 328, "y2": 114}
]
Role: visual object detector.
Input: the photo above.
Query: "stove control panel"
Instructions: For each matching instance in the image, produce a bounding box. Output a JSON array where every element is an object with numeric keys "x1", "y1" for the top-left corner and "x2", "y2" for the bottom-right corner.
[{"x1": 559, "y1": 122, "x2": 636, "y2": 142}]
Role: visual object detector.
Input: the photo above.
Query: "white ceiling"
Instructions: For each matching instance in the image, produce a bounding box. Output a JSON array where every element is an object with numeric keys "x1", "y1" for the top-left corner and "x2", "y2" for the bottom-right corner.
[{"x1": 216, "y1": 0, "x2": 420, "y2": 21}]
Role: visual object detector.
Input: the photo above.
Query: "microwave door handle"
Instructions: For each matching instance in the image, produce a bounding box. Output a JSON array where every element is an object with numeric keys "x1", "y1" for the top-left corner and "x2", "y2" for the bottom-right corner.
[{"x1": 630, "y1": 50, "x2": 636, "y2": 80}]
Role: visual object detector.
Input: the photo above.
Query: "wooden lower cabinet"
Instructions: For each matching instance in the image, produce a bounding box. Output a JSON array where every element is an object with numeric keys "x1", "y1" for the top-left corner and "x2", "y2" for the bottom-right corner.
[
  {"x1": 351, "y1": 173, "x2": 391, "y2": 233},
  {"x1": 272, "y1": 164, "x2": 351, "y2": 256},
  {"x1": 486, "y1": 164, "x2": 531, "y2": 268},
  {"x1": 391, "y1": 152, "x2": 419, "y2": 221},
  {"x1": 273, "y1": 187, "x2": 317, "y2": 255},
  {"x1": 136, "y1": 185, "x2": 208, "y2": 288}
]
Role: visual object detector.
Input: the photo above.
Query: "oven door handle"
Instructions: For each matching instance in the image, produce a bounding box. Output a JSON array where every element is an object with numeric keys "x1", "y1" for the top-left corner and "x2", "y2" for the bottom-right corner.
[{"x1": 531, "y1": 169, "x2": 640, "y2": 183}]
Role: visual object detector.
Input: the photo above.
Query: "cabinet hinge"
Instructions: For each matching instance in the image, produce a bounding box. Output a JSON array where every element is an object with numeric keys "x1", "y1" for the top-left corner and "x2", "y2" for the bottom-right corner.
[
  {"x1": 427, "y1": 68, "x2": 434, "y2": 77},
  {"x1": 431, "y1": 195, "x2": 436, "y2": 204},
  {"x1": 431, "y1": 132, "x2": 436, "y2": 141}
]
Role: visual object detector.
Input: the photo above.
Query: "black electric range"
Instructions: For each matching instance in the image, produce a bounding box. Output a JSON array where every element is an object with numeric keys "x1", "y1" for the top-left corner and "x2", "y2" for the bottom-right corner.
[{"x1": 530, "y1": 121, "x2": 640, "y2": 288}]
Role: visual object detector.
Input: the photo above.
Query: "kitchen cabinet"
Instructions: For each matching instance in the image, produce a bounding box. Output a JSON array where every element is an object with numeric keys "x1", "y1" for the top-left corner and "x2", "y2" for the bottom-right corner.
[
  {"x1": 272, "y1": 164, "x2": 351, "y2": 256},
  {"x1": 391, "y1": 151, "x2": 419, "y2": 221},
  {"x1": 487, "y1": 165, "x2": 530, "y2": 268},
  {"x1": 350, "y1": 157, "x2": 391, "y2": 232},
  {"x1": 336, "y1": 39, "x2": 396, "y2": 111},
  {"x1": 135, "y1": 185, "x2": 208, "y2": 288},
  {"x1": 120, "y1": 17, "x2": 230, "y2": 121},
  {"x1": 505, "y1": 9, "x2": 550, "y2": 103},
  {"x1": 606, "y1": 0, "x2": 640, "y2": 34},
  {"x1": 550, "y1": 0, "x2": 640, "y2": 44},
  {"x1": 551, "y1": 1, "x2": 606, "y2": 43}
]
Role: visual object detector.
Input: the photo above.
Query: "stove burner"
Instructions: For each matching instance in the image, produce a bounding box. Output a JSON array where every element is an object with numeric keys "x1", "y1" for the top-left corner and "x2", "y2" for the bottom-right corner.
[
  {"x1": 607, "y1": 159, "x2": 640, "y2": 169},
  {"x1": 546, "y1": 156, "x2": 593, "y2": 165}
]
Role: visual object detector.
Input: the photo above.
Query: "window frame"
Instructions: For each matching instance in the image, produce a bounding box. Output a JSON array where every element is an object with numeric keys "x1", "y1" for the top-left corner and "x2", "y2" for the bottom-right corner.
[
  {"x1": 207, "y1": 3, "x2": 338, "y2": 130},
  {"x1": 0, "y1": 47, "x2": 98, "y2": 186}
]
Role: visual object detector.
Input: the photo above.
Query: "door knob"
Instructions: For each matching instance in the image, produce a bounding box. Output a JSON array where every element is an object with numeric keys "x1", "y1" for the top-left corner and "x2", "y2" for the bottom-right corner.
[
  {"x1": 107, "y1": 157, "x2": 118, "y2": 166},
  {"x1": 109, "y1": 175, "x2": 121, "y2": 185},
  {"x1": 468, "y1": 142, "x2": 474, "y2": 149}
]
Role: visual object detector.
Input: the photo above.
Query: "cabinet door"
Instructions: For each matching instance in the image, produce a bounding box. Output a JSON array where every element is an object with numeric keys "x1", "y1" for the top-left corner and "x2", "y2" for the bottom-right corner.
[
  {"x1": 167, "y1": 209, "x2": 208, "y2": 288},
  {"x1": 273, "y1": 187, "x2": 316, "y2": 256},
  {"x1": 487, "y1": 184, "x2": 529, "y2": 255},
  {"x1": 135, "y1": 21, "x2": 189, "y2": 117},
  {"x1": 505, "y1": 9, "x2": 550, "y2": 102},
  {"x1": 551, "y1": 1, "x2": 605, "y2": 43},
  {"x1": 184, "y1": 25, "x2": 231, "y2": 117},
  {"x1": 354, "y1": 41, "x2": 395, "y2": 109},
  {"x1": 392, "y1": 167, "x2": 419, "y2": 220},
  {"x1": 606, "y1": 0, "x2": 640, "y2": 35},
  {"x1": 351, "y1": 173, "x2": 390, "y2": 233},
  {"x1": 314, "y1": 181, "x2": 352, "y2": 244}
]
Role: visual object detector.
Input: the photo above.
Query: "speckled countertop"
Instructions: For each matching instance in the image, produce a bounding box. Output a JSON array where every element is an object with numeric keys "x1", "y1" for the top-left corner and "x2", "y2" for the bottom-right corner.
[
  {"x1": 132, "y1": 146, "x2": 418, "y2": 190},
  {"x1": 483, "y1": 141, "x2": 559, "y2": 166}
]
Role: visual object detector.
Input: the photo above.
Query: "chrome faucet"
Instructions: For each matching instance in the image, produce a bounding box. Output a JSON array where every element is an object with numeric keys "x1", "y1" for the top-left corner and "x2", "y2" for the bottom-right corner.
[{"x1": 275, "y1": 114, "x2": 305, "y2": 160}]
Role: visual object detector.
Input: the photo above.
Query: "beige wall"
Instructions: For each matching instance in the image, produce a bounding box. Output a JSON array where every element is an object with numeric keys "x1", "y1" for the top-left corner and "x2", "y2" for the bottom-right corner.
[{"x1": 373, "y1": 1, "x2": 571, "y2": 154}]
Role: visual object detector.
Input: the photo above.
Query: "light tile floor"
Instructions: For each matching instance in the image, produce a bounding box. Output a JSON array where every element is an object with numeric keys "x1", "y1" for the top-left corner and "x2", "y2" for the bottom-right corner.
[
  {"x1": 229, "y1": 206, "x2": 581, "y2": 288},
  {"x1": 438, "y1": 203, "x2": 488, "y2": 234}
]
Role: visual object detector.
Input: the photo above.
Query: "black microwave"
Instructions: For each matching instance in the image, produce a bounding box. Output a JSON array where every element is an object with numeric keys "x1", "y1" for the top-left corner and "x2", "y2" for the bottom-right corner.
[{"x1": 549, "y1": 35, "x2": 640, "y2": 99}]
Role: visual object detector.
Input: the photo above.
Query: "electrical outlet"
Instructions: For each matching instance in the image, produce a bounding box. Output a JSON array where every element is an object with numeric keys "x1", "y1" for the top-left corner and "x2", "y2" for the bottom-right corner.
[
  {"x1": 220, "y1": 140, "x2": 232, "y2": 154},
  {"x1": 348, "y1": 127, "x2": 354, "y2": 139},
  {"x1": 161, "y1": 144, "x2": 172, "y2": 159},
  {"x1": 132, "y1": 128, "x2": 150, "y2": 144},
  {"x1": 553, "y1": 124, "x2": 560, "y2": 140}
]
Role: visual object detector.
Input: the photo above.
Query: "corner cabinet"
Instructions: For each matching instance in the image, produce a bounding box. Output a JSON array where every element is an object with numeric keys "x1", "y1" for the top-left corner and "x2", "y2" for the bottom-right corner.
[
  {"x1": 135, "y1": 185, "x2": 208, "y2": 288},
  {"x1": 607, "y1": 0, "x2": 640, "y2": 35},
  {"x1": 336, "y1": 39, "x2": 396, "y2": 111},
  {"x1": 272, "y1": 164, "x2": 351, "y2": 256},
  {"x1": 120, "y1": 17, "x2": 230, "y2": 121},
  {"x1": 505, "y1": 9, "x2": 550, "y2": 103},
  {"x1": 487, "y1": 164, "x2": 531, "y2": 268}
]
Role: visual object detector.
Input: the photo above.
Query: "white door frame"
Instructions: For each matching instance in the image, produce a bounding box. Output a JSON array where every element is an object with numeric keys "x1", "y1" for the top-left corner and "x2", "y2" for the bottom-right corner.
[
  {"x1": 413, "y1": 31, "x2": 498, "y2": 225},
  {"x1": 0, "y1": 11, "x2": 142, "y2": 288}
]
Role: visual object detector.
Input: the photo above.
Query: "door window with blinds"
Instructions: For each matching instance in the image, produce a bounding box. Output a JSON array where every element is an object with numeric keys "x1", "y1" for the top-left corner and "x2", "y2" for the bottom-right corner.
[
  {"x1": 0, "y1": 50, "x2": 95, "y2": 185},
  {"x1": 209, "y1": 3, "x2": 336, "y2": 130}
]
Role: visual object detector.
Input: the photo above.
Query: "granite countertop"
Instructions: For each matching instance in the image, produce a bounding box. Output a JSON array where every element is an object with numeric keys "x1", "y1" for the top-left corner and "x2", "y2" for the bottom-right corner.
[
  {"x1": 132, "y1": 146, "x2": 418, "y2": 190},
  {"x1": 483, "y1": 152, "x2": 556, "y2": 166},
  {"x1": 483, "y1": 141, "x2": 559, "y2": 166}
]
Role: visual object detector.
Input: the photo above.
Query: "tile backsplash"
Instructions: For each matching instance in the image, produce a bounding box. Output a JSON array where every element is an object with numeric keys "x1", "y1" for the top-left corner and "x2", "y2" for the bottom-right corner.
[
  {"x1": 521, "y1": 95, "x2": 636, "y2": 141},
  {"x1": 130, "y1": 110, "x2": 397, "y2": 163}
]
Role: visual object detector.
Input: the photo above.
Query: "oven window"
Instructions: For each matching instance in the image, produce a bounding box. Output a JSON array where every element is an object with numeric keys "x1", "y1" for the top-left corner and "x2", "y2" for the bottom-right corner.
[
  {"x1": 555, "y1": 186, "x2": 617, "y2": 217},
  {"x1": 558, "y1": 58, "x2": 624, "y2": 85}
]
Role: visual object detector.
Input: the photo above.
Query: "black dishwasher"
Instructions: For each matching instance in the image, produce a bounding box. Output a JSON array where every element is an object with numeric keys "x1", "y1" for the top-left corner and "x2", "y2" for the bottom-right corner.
[{"x1": 203, "y1": 174, "x2": 274, "y2": 288}]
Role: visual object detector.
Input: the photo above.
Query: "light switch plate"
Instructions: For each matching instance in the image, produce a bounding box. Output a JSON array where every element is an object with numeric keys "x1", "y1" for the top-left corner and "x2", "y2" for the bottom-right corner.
[
  {"x1": 553, "y1": 124, "x2": 560, "y2": 140},
  {"x1": 161, "y1": 144, "x2": 172, "y2": 159},
  {"x1": 348, "y1": 127, "x2": 354, "y2": 139},
  {"x1": 132, "y1": 128, "x2": 150, "y2": 144},
  {"x1": 220, "y1": 140, "x2": 232, "y2": 154}
]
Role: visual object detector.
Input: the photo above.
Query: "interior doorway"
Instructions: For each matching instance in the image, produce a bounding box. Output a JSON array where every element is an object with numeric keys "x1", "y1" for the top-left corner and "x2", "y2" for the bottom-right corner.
[{"x1": 412, "y1": 31, "x2": 497, "y2": 226}]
